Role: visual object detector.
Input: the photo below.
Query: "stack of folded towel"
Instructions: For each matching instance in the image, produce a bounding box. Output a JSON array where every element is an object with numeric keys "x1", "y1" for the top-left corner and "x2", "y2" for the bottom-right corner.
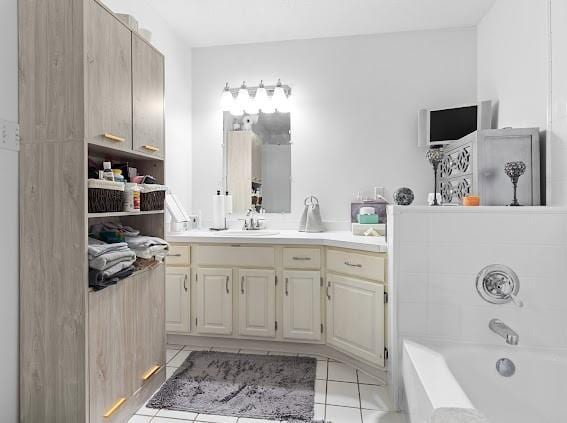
[
  {"x1": 88, "y1": 237, "x2": 136, "y2": 291},
  {"x1": 124, "y1": 235, "x2": 169, "y2": 261}
]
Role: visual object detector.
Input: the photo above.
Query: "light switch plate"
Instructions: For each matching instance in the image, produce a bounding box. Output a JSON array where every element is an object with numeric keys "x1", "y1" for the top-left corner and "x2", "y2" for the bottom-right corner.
[{"x1": 0, "y1": 119, "x2": 20, "y2": 152}]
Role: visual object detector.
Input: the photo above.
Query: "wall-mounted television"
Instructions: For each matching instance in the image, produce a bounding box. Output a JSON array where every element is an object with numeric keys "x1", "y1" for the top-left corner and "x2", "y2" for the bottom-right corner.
[{"x1": 418, "y1": 100, "x2": 492, "y2": 147}]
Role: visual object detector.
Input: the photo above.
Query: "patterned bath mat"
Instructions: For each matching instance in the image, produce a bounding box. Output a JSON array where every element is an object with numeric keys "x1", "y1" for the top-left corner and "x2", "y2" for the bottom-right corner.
[{"x1": 147, "y1": 351, "x2": 317, "y2": 422}]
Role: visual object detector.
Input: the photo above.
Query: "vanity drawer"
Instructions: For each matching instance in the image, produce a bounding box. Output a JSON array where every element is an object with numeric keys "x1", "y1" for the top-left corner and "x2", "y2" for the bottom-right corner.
[
  {"x1": 195, "y1": 245, "x2": 275, "y2": 267},
  {"x1": 326, "y1": 249, "x2": 385, "y2": 282},
  {"x1": 166, "y1": 244, "x2": 190, "y2": 266},
  {"x1": 283, "y1": 248, "x2": 321, "y2": 269}
]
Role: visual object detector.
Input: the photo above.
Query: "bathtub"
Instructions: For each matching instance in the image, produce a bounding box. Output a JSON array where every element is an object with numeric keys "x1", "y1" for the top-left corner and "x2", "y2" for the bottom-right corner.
[{"x1": 402, "y1": 339, "x2": 567, "y2": 423}]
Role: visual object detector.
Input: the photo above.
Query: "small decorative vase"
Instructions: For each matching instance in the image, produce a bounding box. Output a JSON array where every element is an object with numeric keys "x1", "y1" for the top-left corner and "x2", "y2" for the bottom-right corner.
[
  {"x1": 504, "y1": 161, "x2": 526, "y2": 206},
  {"x1": 426, "y1": 148, "x2": 444, "y2": 206},
  {"x1": 393, "y1": 187, "x2": 414, "y2": 206}
]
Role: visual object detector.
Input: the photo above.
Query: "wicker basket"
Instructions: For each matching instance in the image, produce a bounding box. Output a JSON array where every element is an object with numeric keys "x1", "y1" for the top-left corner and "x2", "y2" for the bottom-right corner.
[
  {"x1": 140, "y1": 189, "x2": 165, "y2": 211},
  {"x1": 88, "y1": 179, "x2": 125, "y2": 213}
]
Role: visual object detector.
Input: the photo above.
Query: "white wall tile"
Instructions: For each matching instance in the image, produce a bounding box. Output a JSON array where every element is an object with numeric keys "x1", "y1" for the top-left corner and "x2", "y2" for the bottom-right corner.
[{"x1": 397, "y1": 303, "x2": 428, "y2": 336}]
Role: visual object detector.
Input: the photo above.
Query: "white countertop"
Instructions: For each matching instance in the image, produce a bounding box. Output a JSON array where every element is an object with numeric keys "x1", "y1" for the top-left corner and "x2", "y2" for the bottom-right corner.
[{"x1": 167, "y1": 230, "x2": 387, "y2": 253}]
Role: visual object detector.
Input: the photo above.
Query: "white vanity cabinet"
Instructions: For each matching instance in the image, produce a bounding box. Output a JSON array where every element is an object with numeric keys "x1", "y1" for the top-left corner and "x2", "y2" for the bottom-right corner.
[
  {"x1": 282, "y1": 270, "x2": 322, "y2": 341},
  {"x1": 165, "y1": 241, "x2": 388, "y2": 372},
  {"x1": 326, "y1": 274, "x2": 385, "y2": 366},
  {"x1": 195, "y1": 268, "x2": 233, "y2": 335},
  {"x1": 165, "y1": 268, "x2": 190, "y2": 333},
  {"x1": 238, "y1": 269, "x2": 276, "y2": 338}
]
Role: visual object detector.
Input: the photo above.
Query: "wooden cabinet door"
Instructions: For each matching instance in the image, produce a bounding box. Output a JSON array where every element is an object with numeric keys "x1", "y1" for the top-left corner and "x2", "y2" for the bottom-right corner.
[
  {"x1": 89, "y1": 284, "x2": 128, "y2": 422},
  {"x1": 85, "y1": 0, "x2": 132, "y2": 150},
  {"x1": 195, "y1": 268, "x2": 233, "y2": 335},
  {"x1": 132, "y1": 34, "x2": 164, "y2": 158},
  {"x1": 165, "y1": 267, "x2": 190, "y2": 333},
  {"x1": 238, "y1": 269, "x2": 276, "y2": 338},
  {"x1": 326, "y1": 275, "x2": 385, "y2": 366},
  {"x1": 124, "y1": 265, "x2": 165, "y2": 394},
  {"x1": 282, "y1": 271, "x2": 322, "y2": 341}
]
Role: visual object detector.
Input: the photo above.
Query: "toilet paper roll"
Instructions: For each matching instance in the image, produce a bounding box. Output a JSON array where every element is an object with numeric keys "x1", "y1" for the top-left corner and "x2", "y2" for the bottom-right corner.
[{"x1": 225, "y1": 194, "x2": 233, "y2": 214}]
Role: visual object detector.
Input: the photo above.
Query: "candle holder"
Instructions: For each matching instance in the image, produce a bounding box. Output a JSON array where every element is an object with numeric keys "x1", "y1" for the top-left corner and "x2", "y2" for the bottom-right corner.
[
  {"x1": 426, "y1": 147, "x2": 444, "y2": 206},
  {"x1": 504, "y1": 161, "x2": 526, "y2": 206}
]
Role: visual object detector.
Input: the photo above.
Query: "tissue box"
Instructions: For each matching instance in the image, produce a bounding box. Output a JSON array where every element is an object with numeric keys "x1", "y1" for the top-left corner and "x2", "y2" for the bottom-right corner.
[{"x1": 352, "y1": 223, "x2": 386, "y2": 236}]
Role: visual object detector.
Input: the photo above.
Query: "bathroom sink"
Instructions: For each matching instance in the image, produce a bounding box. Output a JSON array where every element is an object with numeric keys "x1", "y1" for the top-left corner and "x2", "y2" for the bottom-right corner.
[{"x1": 213, "y1": 230, "x2": 280, "y2": 237}]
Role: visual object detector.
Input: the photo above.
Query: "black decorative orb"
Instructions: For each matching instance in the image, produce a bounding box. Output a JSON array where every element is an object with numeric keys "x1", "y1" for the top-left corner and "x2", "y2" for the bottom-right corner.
[{"x1": 393, "y1": 187, "x2": 414, "y2": 206}]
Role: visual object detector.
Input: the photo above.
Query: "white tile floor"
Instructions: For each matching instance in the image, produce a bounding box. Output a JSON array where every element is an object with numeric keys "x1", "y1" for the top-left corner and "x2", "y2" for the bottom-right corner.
[{"x1": 129, "y1": 345, "x2": 407, "y2": 423}]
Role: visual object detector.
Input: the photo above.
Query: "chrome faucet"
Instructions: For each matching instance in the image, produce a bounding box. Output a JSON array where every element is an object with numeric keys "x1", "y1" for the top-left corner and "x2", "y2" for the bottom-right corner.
[
  {"x1": 489, "y1": 319, "x2": 519, "y2": 345},
  {"x1": 242, "y1": 208, "x2": 265, "y2": 230}
]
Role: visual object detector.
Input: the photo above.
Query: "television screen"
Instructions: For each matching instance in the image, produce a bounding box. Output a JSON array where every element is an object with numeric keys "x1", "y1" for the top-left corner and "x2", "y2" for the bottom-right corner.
[{"x1": 430, "y1": 106, "x2": 477, "y2": 142}]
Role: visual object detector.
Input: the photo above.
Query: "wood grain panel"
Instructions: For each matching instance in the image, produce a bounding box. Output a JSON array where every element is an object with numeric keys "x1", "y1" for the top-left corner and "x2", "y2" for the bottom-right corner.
[
  {"x1": 20, "y1": 141, "x2": 86, "y2": 422},
  {"x1": 18, "y1": 0, "x2": 85, "y2": 142},
  {"x1": 132, "y1": 34, "x2": 165, "y2": 158},
  {"x1": 85, "y1": 0, "x2": 132, "y2": 150}
]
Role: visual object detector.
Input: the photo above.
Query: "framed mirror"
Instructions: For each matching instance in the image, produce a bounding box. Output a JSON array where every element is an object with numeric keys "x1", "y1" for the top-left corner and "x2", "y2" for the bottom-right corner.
[{"x1": 223, "y1": 111, "x2": 291, "y2": 214}]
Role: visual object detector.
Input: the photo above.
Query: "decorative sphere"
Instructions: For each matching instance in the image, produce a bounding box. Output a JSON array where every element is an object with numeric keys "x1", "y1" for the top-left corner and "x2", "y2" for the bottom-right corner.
[
  {"x1": 504, "y1": 161, "x2": 526, "y2": 179},
  {"x1": 393, "y1": 187, "x2": 414, "y2": 206}
]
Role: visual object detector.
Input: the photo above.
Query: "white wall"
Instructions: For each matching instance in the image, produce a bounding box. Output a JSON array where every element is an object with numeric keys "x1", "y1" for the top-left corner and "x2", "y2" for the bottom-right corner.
[
  {"x1": 0, "y1": 0, "x2": 19, "y2": 419},
  {"x1": 388, "y1": 206, "x2": 567, "y2": 407},
  {"x1": 102, "y1": 0, "x2": 193, "y2": 211},
  {"x1": 549, "y1": 0, "x2": 567, "y2": 205},
  {"x1": 192, "y1": 29, "x2": 477, "y2": 225},
  {"x1": 477, "y1": 0, "x2": 549, "y2": 202}
]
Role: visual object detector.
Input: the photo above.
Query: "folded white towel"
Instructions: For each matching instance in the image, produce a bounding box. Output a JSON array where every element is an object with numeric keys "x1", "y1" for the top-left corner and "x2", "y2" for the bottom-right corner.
[
  {"x1": 430, "y1": 408, "x2": 489, "y2": 423},
  {"x1": 133, "y1": 244, "x2": 168, "y2": 261},
  {"x1": 125, "y1": 235, "x2": 168, "y2": 249},
  {"x1": 88, "y1": 237, "x2": 129, "y2": 259},
  {"x1": 89, "y1": 249, "x2": 137, "y2": 271},
  {"x1": 101, "y1": 258, "x2": 137, "y2": 279}
]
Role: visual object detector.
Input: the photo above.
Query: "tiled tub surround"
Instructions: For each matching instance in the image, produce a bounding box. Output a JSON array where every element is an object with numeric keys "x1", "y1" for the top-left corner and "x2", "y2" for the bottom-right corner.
[
  {"x1": 403, "y1": 339, "x2": 567, "y2": 423},
  {"x1": 387, "y1": 206, "x2": 567, "y2": 416},
  {"x1": 130, "y1": 344, "x2": 407, "y2": 423}
]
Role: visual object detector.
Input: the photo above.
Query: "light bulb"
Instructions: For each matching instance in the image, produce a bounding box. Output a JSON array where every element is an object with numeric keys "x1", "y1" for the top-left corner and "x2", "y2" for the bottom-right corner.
[
  {"x1": 255, "y1": 80, "x2": 269, "y2": 113},
  {"x1": 272, "y1": 79, "x2": 288, "y2": 112},
  {"x1": 220, "y1": 82, "x2": 233, "y2": 111},
  {"x1": 236, "y1": 81, "x2": 251, "y2": 113}
]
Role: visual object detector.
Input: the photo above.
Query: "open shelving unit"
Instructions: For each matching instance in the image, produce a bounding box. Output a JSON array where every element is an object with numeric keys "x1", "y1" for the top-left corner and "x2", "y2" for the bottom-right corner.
[{"x1": 19, "y1": 0, "x2": 167, "y2": 422}]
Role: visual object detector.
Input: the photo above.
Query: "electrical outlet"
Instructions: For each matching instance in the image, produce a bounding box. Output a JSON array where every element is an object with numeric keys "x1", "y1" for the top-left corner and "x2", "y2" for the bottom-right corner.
[{"x1": 0, "y1": 119, "x2": 20, "y2": 152}]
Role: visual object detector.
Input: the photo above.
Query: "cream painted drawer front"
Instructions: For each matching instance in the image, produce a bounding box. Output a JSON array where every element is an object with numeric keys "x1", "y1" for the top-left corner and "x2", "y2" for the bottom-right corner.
[
  {"x1": 283, "y1": 248, "x2": 321, "y2": 269},
  {"x1": 195, "y1": 245, "x2": 275, "y2": 267},
  {"x1": 326, "y1": 249, "x2": 385, "y2": 281},
  {"x1": 166, "y1": 245, "x2": 190, "y2": 267}
]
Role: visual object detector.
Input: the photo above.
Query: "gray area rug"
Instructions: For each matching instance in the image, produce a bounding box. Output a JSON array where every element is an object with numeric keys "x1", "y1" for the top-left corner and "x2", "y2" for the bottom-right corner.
[{"x1": 147, "y1": 351, "x2": 317, "y2": 422}]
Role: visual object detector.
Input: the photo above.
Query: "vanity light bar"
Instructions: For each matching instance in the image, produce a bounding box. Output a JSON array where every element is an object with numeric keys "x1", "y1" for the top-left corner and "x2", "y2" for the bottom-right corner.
[{"x1": 227, "y1": 84, "x2": 291, "y2": 97}]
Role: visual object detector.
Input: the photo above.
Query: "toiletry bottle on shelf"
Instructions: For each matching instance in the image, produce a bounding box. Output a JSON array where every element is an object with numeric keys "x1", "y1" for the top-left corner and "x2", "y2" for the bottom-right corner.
[
  {"x1": 102, "y1": 161, "x2": 114, "y2": 181},
  {"x1": 124, "y1": 183, "x2": 141, "y2": 212}
]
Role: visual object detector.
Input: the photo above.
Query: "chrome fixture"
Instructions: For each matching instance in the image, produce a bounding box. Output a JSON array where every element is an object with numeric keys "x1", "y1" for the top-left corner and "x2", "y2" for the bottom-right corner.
[
  {"x1": 220, "y1": 80, "x2": 291, "y2": 115},
  {"x1": 496, "y1": 358, "x2": 516, "y2": 377},
  {"x1": 241, "y1": 208, "x2": 265, "y2": 231},
  {"x1": 489, "y1": 318, "x2": 519, "y2": 345},
  {"x1": 476, "y1": 264, "x2": 524, "y2": 307}
]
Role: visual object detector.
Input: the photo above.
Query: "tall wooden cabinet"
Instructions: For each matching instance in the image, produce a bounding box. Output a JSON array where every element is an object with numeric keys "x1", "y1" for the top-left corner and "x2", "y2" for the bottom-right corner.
[{"x1": 19, "y1": 0, "x2": 166, "y2": 422}]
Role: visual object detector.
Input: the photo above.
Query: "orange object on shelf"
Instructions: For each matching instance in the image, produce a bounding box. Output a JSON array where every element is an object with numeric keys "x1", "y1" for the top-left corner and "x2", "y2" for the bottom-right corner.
[{"x1": 463, "y1": 195, "x2": 480, "y2": 206}]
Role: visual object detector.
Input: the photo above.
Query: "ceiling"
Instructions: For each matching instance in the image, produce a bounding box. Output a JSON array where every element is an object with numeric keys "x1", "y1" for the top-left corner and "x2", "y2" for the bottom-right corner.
[{"x1": 150, "y1": 0, "x2": 496, "y2": 48}]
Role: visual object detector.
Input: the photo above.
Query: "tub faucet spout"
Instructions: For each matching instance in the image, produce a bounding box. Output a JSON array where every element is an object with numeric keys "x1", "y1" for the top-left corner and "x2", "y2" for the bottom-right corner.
[{"x1": 489, "y1": 318, "x2": 519, "y2": 345}]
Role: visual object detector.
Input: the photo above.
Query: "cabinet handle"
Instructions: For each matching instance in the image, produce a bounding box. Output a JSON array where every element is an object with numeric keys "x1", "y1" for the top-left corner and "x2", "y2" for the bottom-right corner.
[
  {"x1": 226, "y1": 276, "x2": 230, "y2": 294},
  {"x1": 292, "y1": 256, "x2": 311, "y2": 261},
  {"x1": 103, "y1": 133, "x2": 125, "y2": 143},
  {"x1": 103, "y1": 397, "x2": 126, "y2": 418},
  {"x1": 326, "y1": 281, "x2": 331, "y2": 300},
  {"x1": 141, "y1": 365, "x2": 161, "y2": 381},
  {"x1": 167, "y1": 253, "x2": 182, "y2": 257},
  {"x1": 183, "y1": 274, "x2": 188, "y2": 292},
  {"x1": 285, "y1": 278, "x2": 289, "y2": 296},
  {"x1": 344, "y1": 261, "x2": 362, "y2": 268},
  {"x1": 142, "y1": 144, "x2": 160, "y2": 152},
  {"x1": 241, "y1": 276, "x2": 245, "y2": 294}
]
